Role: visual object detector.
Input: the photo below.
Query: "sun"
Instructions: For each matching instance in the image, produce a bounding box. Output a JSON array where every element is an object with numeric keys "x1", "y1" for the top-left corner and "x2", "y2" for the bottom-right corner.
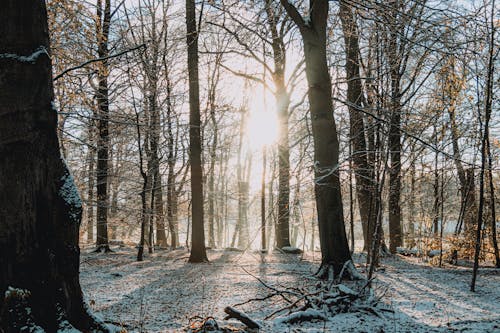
[{"x1": 246, "y1": 87, "x2": 279, "y2": 151}]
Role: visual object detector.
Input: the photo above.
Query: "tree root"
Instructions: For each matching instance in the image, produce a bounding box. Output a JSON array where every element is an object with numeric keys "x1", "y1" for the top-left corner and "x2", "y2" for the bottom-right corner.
[{"x1": 1, "y1": 287, "x2": 114, "y2": 333}]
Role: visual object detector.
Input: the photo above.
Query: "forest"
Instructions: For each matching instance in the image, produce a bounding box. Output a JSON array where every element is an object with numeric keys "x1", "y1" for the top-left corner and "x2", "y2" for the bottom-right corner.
[{"x1": 0, "y1": 0, "x2": 499, "y2": 332}]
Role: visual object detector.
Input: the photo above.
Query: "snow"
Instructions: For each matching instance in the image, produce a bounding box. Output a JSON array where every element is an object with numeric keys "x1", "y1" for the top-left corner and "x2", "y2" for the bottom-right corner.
[
  {"x1": 304, "y1": 15, "x2": 311, "y2": 27},
  {"x1": 4, "y1": 286, "x2": 31, "y2": 299},
  {"x1": 80, "y1": 248, "x2": 500, "y2": 332},
  {"x1": 0, "y1": 46, "x2": 49, "y2": 64},
  {"x1": 59, "y1": 158, "x2": 82, "y2": 223},
  {"x1": 274, "y1": 308, "x2": 327, "y2": 324}
]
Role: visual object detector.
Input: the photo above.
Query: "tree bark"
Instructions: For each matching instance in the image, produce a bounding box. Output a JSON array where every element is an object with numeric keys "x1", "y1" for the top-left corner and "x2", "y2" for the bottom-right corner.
[
  {"x1": 0, "y1": 0, "x2": 109, "y2": 330},
  {"x1": 87, "y1": 137, "x2": 95, "y2": 243},
  {"x1": 387, "y1": 0, "x2": 403, "y2": 253},
  {"x1": 186, "y1": 0, "x2": 208, "y2": 262},
  {"x1": 339, "y1": 0, "x2": 377, "y2": 253},
  {"x1": 264, "y1": 0, "x2": 291, "y2": 249},
  {"x1": 280, "y1": 0, "x2": 352, "y2": 276},
  {"x1": 95, "y1": 0, "x2": 111, "y2": 252},
  {"x1": 471, "y1": 1, "x2": 496, "y2": 289}
]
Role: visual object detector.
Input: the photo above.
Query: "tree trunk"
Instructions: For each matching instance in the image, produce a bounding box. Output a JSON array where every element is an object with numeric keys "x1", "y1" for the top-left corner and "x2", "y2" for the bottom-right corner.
[
  {"x1": 95, "y1": 0, "x2": 111, "y2": 252},
  {"x1": 207, "y1": 66, "x2": 220, "y2": 248},
  {"x1": 281, "y1": 0, "x2": 352, "y2": 276},
  {"x1": 186, "y1": 0, "x2": 208, "y2": 262},
  {"x1": 339, "y1": 0, "x2": 377, "y2": 253},
  {"x1": 471, "y1": 3, "x2": 496, "y2": 289},
  {"x1": 264, "y1": 0, "x2": 291, "y2": 249},
  {"x1": 87, "y1": 140, "x2": 95, "y2": 243},
  {"x1": 154, "y1": 168, "x2": 167, "y2": 248},
  {"x1": 0, "y1": 1, "x2": 109, "y2": 330},
  {"x1": 261, "y1": 147, "x2": 267, "y2": 251},
  {"x1": 387, "y1": 4, "x2": 403, "y2": 253}
]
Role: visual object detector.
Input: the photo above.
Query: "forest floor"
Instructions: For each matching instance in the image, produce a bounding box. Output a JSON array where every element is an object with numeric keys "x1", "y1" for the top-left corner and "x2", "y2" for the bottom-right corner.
[{"x1": 80, "y1": 247, "x2": 500, "y2": 333}]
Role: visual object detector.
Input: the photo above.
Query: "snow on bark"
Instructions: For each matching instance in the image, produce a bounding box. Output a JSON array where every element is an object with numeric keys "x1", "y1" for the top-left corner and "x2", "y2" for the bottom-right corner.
[
  {"x1": 0, "y1": 46, "x2": 49, "y2": 63},
  {"x1": 59, "y1": 158, "x2": 82, "y2": 224}
]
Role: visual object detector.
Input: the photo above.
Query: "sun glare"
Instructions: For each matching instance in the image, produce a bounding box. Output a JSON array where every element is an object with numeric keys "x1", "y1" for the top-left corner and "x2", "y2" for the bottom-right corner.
[{"x1": 246, "y1": 88, "x2": 279, "y2": 151}]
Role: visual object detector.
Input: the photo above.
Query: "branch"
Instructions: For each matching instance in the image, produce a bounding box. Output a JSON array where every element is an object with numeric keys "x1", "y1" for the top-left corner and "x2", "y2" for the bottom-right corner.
[
  {"x1": 279, "y1": 0, "x2": 306, "y2": 29},
  {"x1": 219, "y1": 63, "x2": 274, "y2": 92},
  {"x1": 53, "y1": 43, "x2": 146, "y2": 81}
]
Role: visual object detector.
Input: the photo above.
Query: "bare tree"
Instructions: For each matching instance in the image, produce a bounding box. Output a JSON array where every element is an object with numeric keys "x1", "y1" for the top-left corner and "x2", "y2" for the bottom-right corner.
[
  {"x1": 280, "y1": 0, "x2": 353, "y2": 278},
  {"x1": 187, "y1": 0, "x2": 208, "y2": 262}
]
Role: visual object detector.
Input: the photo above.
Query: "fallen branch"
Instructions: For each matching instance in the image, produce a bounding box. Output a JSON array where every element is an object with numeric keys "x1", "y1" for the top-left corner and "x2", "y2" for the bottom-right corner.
[{"x1": 224, "y1": 306, "x2": 260, "y2": 329}]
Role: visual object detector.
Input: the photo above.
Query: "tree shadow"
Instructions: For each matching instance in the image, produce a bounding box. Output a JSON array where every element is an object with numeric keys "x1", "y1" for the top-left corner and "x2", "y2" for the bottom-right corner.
[{"x1": 79, "y1": 249, "x2": 499, "y2": 332}]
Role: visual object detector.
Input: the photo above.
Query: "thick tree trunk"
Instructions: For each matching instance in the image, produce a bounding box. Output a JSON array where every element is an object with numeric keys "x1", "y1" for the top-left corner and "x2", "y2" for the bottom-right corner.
[
  {"x1": 0, "y1": 1, "x2": 108, "y2": 330},
  {"x1": 95, "y1": 0, "x2": 111, "y2": 252},
  {"x1": 186, "y1": 0, "x2": 208, "y2": 262},
  {"x1": 281, "y1": 0, "x2": 352, "y2": 276}
]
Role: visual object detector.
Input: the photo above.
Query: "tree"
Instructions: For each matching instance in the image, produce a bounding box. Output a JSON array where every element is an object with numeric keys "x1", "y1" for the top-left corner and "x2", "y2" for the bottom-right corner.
[
  {"x1": 0, "y1": 0, "x2": 108, "y2": 330},
  {"x1": 263, "y1": 0, "x2": 292, "y2": 249},
  {"x1": 95, "y1": 0, "x2": 111, "y2": 252},
  {"x1": 187, "y1": 0, "x2": 208, "y2": 263},
  {"x1": 471, "y1": 0, "x2": 497, "y2": 291},
  {"x1": 280, "y1": 0, "x2": 353, "y2": 277},
  {"x1": 339, "y1": 0, "x2": 378, "y2": 253}
]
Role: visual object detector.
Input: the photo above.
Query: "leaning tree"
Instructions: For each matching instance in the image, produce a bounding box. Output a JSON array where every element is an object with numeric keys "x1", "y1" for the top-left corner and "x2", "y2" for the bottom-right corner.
[{"x1": 0, "y1": 0, "x2": 109, "y2": 331}]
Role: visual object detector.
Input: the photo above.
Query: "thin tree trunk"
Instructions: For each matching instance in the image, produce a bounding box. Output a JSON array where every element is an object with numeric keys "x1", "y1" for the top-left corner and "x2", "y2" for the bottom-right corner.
[
  {"x1": 261, "y1": 147, "x2": 267, "y2": 251},
  {"x1": 339, "y1": 0, "x2": 376, "y2": 254},
  {"x1": 487, "y1": 139, "x2": 500, "y2": 267},
  {"x1": 264, "y1": 0, "x2": 291, "y2": 249},
  {"x1": 87, "y1": 142, "x2": 95, "y2": 242},
  {"x1": 433, "y1": 128, "x2": 440, "y2": 236},
  {"x1": 471, "y1": 0, "x2": 496, "y2": 290}
]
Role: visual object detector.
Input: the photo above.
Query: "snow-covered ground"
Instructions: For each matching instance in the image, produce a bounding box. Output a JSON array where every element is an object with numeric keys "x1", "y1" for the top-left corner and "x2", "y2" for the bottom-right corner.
[{"x1": 80, "y1": 247, "x2": 500, "y2": 332}]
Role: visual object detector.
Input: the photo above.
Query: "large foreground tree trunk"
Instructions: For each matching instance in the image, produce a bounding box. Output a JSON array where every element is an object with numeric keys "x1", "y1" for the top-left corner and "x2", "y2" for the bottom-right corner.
[
  {"x1": 280, "y1": 0, "x2": 352, "y2": 277},
  {"x1": 0, "y1": 1, "x2": 108, "y2": 331}
]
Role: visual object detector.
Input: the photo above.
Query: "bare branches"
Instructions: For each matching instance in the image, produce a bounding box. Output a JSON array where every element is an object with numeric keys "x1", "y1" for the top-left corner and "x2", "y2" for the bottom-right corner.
[
  {"x1": 53, "y1": 43, "x2": 146, "y2": 81},
  {"x1": 279, "y1": 0, "x2": 306, "y2": 29}
]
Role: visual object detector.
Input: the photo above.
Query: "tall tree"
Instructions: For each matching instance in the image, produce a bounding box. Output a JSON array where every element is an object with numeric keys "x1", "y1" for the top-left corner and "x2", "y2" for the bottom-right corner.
[
  {"x1": 386, "y1": 0, "x2": 403, "y2": 253},
  {"x1": 339, "y1": 0, "x2": 377, "y2": 253},
  {"x1": 264, "y1": 0, "x2": 291, "y2": 249},
  {"x1": 95, "y1": 0, "x2": 111, "y2": 252},
  {"x1": 471, "y1": 0, "x2": 497, "y2": 291},
  {"x1": 186, "y1": 0, "x2": 208, "y2": 262},
  {"x1": 280, "y1": 0, "x2": 353, "y2": 278},
  {"x1": 0, "y1": 0, "x2": 109, "y2": 330}
]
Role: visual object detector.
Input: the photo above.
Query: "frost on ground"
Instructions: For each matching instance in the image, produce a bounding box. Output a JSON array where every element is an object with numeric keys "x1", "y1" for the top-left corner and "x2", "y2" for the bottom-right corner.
[{"x1": 80, "y1": 248, "x2": 500, "y2": 332}]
